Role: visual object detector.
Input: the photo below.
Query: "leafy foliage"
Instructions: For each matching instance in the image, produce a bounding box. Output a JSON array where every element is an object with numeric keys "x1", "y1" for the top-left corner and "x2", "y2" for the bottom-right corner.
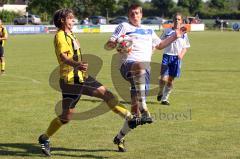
[
  {"x1": 0, "y1": 10, "x2": 19, "y2": 23},
  {"x1": 177, "y1": 0, "x2": 203, "y2": 15},
  {"x1": 151, "y1": 0, "x2": 175, "y2": 17},
  {"x1": 22, "y1": 0, "x2": 240, "y2": 21}
]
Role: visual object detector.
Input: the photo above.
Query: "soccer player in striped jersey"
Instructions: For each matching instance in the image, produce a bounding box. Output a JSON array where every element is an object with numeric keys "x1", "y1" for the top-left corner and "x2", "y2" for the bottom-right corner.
[
  {"x1": 157, "y1": 13, "x2": 190, "y2": 105},
  {"x1": 38, "y1": 8, "x2": 142, "y2": 156},
  {"x1": 105, "y1": 4, "x2": 186, "y2": 152},
  {"x1": 0, "y1": 19, "x2": 8, "y2": 74}
]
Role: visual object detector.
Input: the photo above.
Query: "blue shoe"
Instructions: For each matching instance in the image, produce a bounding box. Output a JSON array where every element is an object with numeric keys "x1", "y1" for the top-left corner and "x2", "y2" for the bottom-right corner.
[{"x1": 38, "y1": 134, "x2": 51, "y2": 157}]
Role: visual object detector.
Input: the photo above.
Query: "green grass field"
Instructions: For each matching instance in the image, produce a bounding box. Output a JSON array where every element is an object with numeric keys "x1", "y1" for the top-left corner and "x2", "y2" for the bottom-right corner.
[{"x1": 0, "y1": 31, "x2": 240, "y2": 159}]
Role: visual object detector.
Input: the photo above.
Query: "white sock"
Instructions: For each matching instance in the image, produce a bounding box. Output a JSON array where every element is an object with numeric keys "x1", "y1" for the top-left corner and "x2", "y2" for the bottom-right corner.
[
  {"x1": 138, "y1": 84, "x2": 148, "y2": 111},
  {"x1": 117, "y1": 120, "x2": 131, "y2": 140},
  {"x1": 161, "y1": 85, "x2": 172, "y2": 101},
  {"x1": 125, "y1": 111, "x2": 132, "y2": 121},
  {"x1": 133, "y1": 71, "x2": 148, "y2": 111}
]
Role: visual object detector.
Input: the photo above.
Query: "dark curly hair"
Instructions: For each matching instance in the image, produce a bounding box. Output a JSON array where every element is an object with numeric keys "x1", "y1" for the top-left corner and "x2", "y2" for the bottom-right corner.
[{"x1": 53, "y1": 8, "x2": 74, "y2": 28}]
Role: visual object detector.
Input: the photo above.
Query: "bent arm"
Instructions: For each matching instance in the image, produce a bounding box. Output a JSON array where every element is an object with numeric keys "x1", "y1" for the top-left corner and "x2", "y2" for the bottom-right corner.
[
  {"x1": 156, "y1": 27, "x2": 186, "y2": 50},
  {"x1": 60, "y1": 52, "x2": 88, "y2": 72},
  {"x1": 0, "y1": 33, "x2": 7, "y2": 40},
  {"x1": 104, "y1": 24, "x2": 125, "y2": 51},
  {"x1": 155, "y1": 34, "x2": 177, "y2": 50}
]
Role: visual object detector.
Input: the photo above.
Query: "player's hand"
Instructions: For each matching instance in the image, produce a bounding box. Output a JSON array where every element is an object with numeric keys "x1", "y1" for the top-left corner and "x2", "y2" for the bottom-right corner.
[
  {"x1": 178, "y1": 54, "x2": 183, "y2": 60},
  {"x1": 175, "y1": 26, "x2": 187, "y2": 38},
  {"x1": 76, "y1": 61, "x2": 88, "y2": 72},
  {"x1": 104, "y1": 40, "x2": 117, "y2": 50}
]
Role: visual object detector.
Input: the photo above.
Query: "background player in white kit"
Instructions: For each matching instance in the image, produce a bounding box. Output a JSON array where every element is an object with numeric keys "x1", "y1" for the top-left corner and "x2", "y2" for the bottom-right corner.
[
  {"x1": 105, "y1": 4, "x2": 186, "y2": 152},
  {"x1": 157, "y1": 12, "x2": 190, "y2": 105}
]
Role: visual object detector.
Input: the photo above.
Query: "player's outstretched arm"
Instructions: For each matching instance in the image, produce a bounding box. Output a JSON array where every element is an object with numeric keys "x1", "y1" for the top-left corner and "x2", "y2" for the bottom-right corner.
[
  {"x1": 156, "y1": 34, "x2": 177, "y2": 50},
  {"x1": 156, "y1": 27, "x2": 186, "y2": 50},
  {"x1": 60, "y1": 52, "x2": 88, "y2": 72}
]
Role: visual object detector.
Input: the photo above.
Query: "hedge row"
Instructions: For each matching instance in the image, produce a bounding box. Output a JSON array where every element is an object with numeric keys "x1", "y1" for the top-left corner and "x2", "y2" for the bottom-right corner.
[
  {"x1": 0, "y1": 10, "x2": 19, "y2": 23},
  {"x1": 199, "y1": 11, "x2": 240, "y2": 20}
]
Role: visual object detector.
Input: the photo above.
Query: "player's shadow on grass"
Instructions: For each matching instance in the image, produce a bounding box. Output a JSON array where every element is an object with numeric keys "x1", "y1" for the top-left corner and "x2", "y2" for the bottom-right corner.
[
  {"x1": 0, "y1": 143, "x2": 113, "y2": 158},
  {"x1": 80, "y1": 98, "x2": 159, "y2": 105}
]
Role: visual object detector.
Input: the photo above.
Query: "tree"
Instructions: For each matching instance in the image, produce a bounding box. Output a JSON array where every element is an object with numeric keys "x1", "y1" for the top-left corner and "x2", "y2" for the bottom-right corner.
[
  {"x1": 94, "y1": 0, "x2": 117, "y2": 18},
  {"x1": 116, "y1": 0, "x2": 143, "y2": 16},
  {"x1": 226, "y1": 0, "x2": 240, "y2": 11},
  {"x1": 177, "y1": 0, "x2": 203, "y2": 15},
  {"x1": 28, "y1": 0, "x2": 117, "y2": 21},
  {"x1": 170, "y1": 6, "x2": 189, "y2": 18},
  {"x1": 28, "y1": 0, "x2": 73, "y2": 20},
  {"x1": 73, "y1": 0, "x2": 99, "y2": 18},
  {"x1": 151, "y1": 0, "x2": 175, "y2": 17},
  {"x1": 0, "y1": 0, "x2": 17, "y2": 5},
  {"x1": 208, "y1": 0, "x2": 229, "y2": 10}
]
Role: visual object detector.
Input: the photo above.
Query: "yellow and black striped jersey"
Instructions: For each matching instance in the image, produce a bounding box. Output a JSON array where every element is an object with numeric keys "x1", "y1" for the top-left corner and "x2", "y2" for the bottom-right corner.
[
  {"x1": 0, "y1": 26, "x2": 7, "y2": 46},
  {"x1": 54, "y1": 30, "x2": 84, "y2": 84}
]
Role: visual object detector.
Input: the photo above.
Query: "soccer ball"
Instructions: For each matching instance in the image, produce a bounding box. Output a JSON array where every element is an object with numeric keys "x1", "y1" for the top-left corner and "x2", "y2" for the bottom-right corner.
[{"x1": 116, "y1": 35, "x2": 133, "y2": 54}]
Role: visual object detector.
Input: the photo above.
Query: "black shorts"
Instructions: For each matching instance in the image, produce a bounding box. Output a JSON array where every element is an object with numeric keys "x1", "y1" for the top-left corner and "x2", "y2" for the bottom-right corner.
[
  {"x1": 60, "y1": 76, "x2": 103, "y2": 108},
  {"x1": 0, "y1": 46, "x2": 4, "y2": 57}
]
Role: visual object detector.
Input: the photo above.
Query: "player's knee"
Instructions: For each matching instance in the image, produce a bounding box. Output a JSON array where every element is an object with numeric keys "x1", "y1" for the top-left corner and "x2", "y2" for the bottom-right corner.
[
  {"x1": 159, "y1": 78, "x2": 166, "y2": 85},
  {"x1": 59, "y1": 118, "x2": 70, "y2": 124},
  {"x1": 111, "y1": 107, "x2": 119, "y2": 114},
  {"x1": 95, "y1": 86, "x2": 111, "y2": 101},
  {"x1": 135, "y1": 69, "x2": 146, "y2": 77},
  {"x1": 166, "y1": 81, "x2": 173, "y2": 87},
  {"x1": 131, "y1": 105, "x2": 141, "y2": 116},
  {"x1": 59, "y1": 111, "x2": 73, "y2": 124},
  {"x1": 161, "y1": 76, "x2": 168, "y2": 82},
  {"x1": 132, "y1": 63, "x2": 146, "y2": 76},
  {"x1": 105, "y1": 92, "x2": 119, "y2": 108}
]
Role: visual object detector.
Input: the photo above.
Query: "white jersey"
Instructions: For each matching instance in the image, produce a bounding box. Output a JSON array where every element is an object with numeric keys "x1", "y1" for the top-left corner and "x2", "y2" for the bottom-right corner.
[
  {"x1": 110, "y1": 22, "x2": 161, "y2": 64},
  {"x1": 160, "y1": 28, "x2": 190, "y2": 56}
]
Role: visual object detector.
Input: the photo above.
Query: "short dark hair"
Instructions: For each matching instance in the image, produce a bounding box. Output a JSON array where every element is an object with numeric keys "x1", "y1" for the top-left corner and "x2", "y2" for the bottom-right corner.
[
  {"x1": 173, "y1": 12, "x2": 183, "y2": 20},
  {"x1": 53, "y1": 8, "x2": 74, "y2": 28},
  {"x1": 128, "y1": 4, "x2": 142, "y2": 13}
]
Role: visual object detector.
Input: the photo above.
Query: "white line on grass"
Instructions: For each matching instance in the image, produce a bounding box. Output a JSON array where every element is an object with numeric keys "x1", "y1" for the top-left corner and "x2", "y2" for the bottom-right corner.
[{"x1": 0, "y1": 74, "x2": 41, "y2": 84}]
